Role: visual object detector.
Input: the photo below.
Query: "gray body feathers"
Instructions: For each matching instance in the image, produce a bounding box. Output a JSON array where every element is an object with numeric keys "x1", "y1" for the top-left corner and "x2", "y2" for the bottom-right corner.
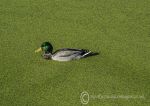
[{"x1": 43, "y1": 48, "x2": 91, "y2": 61}]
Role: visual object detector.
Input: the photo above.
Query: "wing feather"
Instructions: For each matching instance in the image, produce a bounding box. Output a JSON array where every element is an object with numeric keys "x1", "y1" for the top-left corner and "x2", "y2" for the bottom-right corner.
[{"x1": 53, "y1": 48, "x2": 83, "y2": 57}]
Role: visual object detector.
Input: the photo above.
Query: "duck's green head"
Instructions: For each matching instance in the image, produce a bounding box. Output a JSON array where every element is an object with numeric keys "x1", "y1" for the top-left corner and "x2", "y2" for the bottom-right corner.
[{"x1": 35, "y1": 42, "x2": 53, "y2": 53}]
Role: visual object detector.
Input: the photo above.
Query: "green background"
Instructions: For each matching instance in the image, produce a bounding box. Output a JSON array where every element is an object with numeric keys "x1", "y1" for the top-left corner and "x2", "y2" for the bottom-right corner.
[{"x1": 0, "y1": 0, "x2": 149, "y2": 105}]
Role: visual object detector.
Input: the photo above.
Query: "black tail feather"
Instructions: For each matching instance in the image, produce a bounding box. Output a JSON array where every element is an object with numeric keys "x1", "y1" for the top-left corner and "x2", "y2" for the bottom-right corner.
[
  {"x1": 85, "y1": 52, "x2": 99, "y2": 57},
  {"x1": 81, "y1": 49, "x2": 99, "y2": 58}
]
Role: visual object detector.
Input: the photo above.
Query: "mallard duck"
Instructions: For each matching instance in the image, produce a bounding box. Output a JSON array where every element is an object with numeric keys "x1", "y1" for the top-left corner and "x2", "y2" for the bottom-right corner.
[{"x1": 35, "y1": 42, "x2": 95, "y2": 61}]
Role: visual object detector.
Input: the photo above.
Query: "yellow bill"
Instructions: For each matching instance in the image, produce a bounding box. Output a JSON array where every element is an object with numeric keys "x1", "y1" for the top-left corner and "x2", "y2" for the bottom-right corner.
[{"x1": 35, "y1": 47, "x2": 42, "y2": 53}]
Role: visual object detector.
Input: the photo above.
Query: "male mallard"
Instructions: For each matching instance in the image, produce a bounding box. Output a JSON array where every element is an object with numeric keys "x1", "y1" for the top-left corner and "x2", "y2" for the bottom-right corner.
[{"x1": 35, "y1": 42, "x2": 94, "y2": 61}]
